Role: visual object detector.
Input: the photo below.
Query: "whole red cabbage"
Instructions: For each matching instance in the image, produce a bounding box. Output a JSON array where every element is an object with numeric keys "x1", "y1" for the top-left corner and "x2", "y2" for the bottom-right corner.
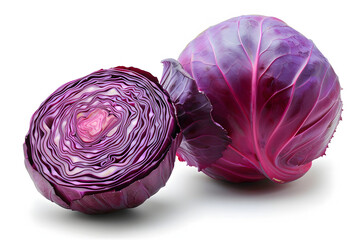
[
  {"x1": 24, "y1": 66, "x2": 180, "y2": 214},
  {"x1": 176, "y1": 15, "x2": 342, "y2": 183}
]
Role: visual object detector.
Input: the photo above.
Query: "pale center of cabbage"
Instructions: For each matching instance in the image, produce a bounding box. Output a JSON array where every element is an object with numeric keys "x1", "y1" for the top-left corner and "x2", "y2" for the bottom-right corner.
[{"x1": 76, "y1": 108, "x2": 117, "y2": 143}]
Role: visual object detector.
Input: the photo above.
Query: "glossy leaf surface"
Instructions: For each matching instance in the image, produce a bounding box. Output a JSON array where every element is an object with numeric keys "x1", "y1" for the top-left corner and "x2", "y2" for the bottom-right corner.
[
  {"x1": 178, "y1": 15, "x2": 342, "y2": 183},
  {"x1": 161, "y1": 59, "x2": 231, "y2": 170}
]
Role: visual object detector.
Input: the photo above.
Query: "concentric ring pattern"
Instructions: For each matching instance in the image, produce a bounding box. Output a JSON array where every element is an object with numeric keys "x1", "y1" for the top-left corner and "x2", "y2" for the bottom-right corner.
[{"x1": 24, "y1": 66, "x2": 179, "y2": 213}]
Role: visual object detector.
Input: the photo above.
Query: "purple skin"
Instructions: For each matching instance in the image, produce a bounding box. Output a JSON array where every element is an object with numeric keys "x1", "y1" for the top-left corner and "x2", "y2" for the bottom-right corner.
[
  {"x1": 24, "y1": 66, "x2": 180, "y2": 214},
  {"x1": 178, "y1": 15, "x2": 342, "y2": 183},
  {"x1": 161, "y1": 59, "x2": 231, "y2": 171}
]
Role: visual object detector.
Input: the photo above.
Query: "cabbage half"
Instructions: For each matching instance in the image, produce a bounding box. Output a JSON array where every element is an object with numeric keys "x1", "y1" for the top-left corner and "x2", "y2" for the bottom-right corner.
[
  {"x1": 24, "y1": 66, "x2": 180, "y2": 214},
  {"x1": 175, "y1": 15, "x2": 342, "y2": 183}
]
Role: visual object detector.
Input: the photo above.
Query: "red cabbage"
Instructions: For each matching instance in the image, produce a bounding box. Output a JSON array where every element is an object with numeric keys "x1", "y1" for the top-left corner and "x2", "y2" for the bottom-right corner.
[
  {"x1": 24, "y1": 66, "x2": 180, "y2": 214},
  {"x1": 176, "y1": 15, "x2": 342, "y2": 183},
  {"x1": 161, "y1": 59, "x2": 231, "y2": 170}
]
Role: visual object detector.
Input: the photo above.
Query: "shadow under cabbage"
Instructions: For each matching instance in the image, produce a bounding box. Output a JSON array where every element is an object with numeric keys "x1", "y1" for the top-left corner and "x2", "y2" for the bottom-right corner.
[
  {"x1": 183, "y1": 161, "x2": 333, "y2": 204},
  {"x1": 30, "y1": 161, "x2": 332, "y2": 234},
  {"x1": 31, "y1": 196, "x2": 181, "y2": 234}
]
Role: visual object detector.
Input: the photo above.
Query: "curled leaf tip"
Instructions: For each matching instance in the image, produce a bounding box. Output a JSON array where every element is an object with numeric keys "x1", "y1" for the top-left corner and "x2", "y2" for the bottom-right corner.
[{"x1": 161, "y1": 58, "x2": 231, "y2": 170}]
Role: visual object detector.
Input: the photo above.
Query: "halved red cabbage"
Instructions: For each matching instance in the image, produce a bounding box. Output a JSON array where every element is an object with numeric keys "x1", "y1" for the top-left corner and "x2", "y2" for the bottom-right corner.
[
  {"x1": 176, "y1": 15, "x2": 342, "y2": 183},
  {"x1": 24, "y1": 66, "x2": 180, "y2": 214}
]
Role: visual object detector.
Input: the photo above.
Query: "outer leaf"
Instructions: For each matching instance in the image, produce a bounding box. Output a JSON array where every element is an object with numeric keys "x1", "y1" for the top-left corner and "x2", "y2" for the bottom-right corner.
[
  {"x1": 179, "y1": 15, "x2": 342, "y2": 183},
  {"x1": 161, "y1": 59, "x2": 231, "y2": 170}
]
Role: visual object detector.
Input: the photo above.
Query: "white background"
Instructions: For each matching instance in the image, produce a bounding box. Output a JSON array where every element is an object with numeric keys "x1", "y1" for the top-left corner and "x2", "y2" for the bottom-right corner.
[{"x1": 1, "y1": 0, "x2": 358, "y2": 239}]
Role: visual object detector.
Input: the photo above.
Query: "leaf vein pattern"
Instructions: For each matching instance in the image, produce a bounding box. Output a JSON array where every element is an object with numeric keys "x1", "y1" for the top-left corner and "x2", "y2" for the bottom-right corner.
[
  {"x1": 265, "y1": 44, "x2": 315, "y2": 153},
  {"x1": 236, "y1": 17, "x2": 253, "y2": 67},
  {"x1": 205, "y1": 32, "x2": 251, "y2": 124},
  {"x1": 251, "y1": 17, "x2": 266, "y2": 164},
  {"x1": 274, "y1": 62, "x2": 330, "y2": 160}
]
